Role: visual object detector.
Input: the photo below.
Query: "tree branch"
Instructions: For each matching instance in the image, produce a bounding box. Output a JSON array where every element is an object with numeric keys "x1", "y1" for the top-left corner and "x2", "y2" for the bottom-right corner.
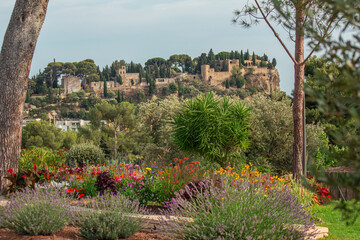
[
  {"x1": 254, "y1": 0, "x2": 298, "y2": 64},
  {"x1": 302, "y1": 17, "x2": 341, "y2": 64}
]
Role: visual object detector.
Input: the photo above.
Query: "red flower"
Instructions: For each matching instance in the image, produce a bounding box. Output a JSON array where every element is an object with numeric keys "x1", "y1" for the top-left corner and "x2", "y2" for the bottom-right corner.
[
  {"x1": 78, "y1": 194, "x2": 85, "y2": 198},
  {"x1": 7, "y1": 168, "x2": 13, "y2": 174},
  {"x1": 65, "y1": 188, "x2": 75, "y2": 193},
  {"x1": 33, "y1": 164, "x2": 37, "y2": 170},
  {"x1": 22, "y1": 174, "x2": 27, "y2": 179}
]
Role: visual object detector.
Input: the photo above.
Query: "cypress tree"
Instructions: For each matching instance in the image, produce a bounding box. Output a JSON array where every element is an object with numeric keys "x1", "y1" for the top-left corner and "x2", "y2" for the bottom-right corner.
[
  {"x1": 103, "y1": 78, "x2": 108, "y2": 98},
  {"x1": 25, "y1": 90, "x2": 30, "y2": 103},
  {"x1": 225, "y1": 80, "x2": 230, "y2": 89},
  {"x1": 252, "y1": 52, "x2": 256, "y2": 65},
  {"x1": 116, "y1": 90, "x2": 121, "y2": 103}
]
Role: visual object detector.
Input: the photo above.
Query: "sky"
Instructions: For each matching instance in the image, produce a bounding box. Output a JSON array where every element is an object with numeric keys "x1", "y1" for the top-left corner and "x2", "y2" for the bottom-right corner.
[{"x1": 0, "y1": 0, "x2": 313, "y2": 95}]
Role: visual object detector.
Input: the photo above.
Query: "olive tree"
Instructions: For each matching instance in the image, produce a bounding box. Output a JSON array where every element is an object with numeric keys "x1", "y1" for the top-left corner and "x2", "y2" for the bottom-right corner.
[{"x1": 89, "y1": 101, "x2": 136, "y2": 160}]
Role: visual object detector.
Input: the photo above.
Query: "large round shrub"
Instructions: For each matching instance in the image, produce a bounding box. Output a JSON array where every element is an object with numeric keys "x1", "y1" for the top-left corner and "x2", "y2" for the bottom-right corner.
[
  {"x1": 246, "y1": 93, "x2": 327, "y2": 173},
  {"x1": 65, "y1": 143, "x2": 105, "y2": 167}
]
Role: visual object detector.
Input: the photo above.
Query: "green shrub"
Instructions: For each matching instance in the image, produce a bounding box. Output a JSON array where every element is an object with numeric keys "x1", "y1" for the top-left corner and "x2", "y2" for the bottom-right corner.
[
  {"x1": 74, "y1": 194, "x2": 145, "y2": 240},
  {"x1": 19, "y1": 147, "x2": 66, "y2": 169},
  {"x1": 246, "y1": 94, "x2": 327, "y2": 173},
  {"x1": 172, "y1": 93, "x2": 250, "y2": 166},
  {"x1": 163, "y1": 178, "x2": 315, "y2": 239},
  {"x1": 1, "y1": 188, "x2": 71, "y2": 235},
  {"x1": 65, "y1": 143, "x2": 105, "y2": 167}
]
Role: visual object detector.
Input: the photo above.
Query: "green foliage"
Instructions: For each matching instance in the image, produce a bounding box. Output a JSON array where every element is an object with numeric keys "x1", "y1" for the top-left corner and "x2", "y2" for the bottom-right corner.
[
  {"x1": 75, "y1": 194, "x2": 145, "y2": 240},
  {"x1": 246, "y1": 94, "x2": 327, "y2": 173},
  {"x1": 81, "y1": 94, "x2": 101, "y2": 110},
  {"x1": 136, "y1": 91, "x2": 146, "y2": 102},
  {"x1": 65, "y1": 143, "x2": 105, "y2": 167},
  {"x1": 172, "y1": 93, "x2": 250, "y2": 166},
  {"x1": 305, "y1": 0, "x2": 360, "y2": 223},
  {"x1": 89, "y1": 101, "x2": 137, "y2": 160},
  {"x1": 162, "y1": 87, "x2": 169, "y2": 96},
  {"x1": 106, "y1": 91, "x2": 115, "y2": 98},
  {"x1": 138, "y1": 95, "x2": 183, "y2": 165},
  {"x1": 272, "y1": 58, "x2": 277, "y2": 67},
  {"x1": 103, "y1": 79, "x2": 108, "y2": 98},
  {"x1": 62, "y1": 131, "x2": 78, "y2": 150},
  {"x1": 70, "y1": 176, "x2": 97, "y2": 197},
  {"x1": 1, "y1": 188, "x2": 71, "y2": 235},
  {"x1": 22, "y1": 120, "x2": 64, "y2": 150},
  {"x1": 19, "y1": 147, "x2": 66, "y2": 170}
]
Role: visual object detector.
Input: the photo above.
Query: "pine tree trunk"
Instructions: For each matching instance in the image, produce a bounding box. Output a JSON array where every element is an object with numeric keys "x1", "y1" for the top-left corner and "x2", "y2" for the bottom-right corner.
[
  {"x1": 0, "y1": 0, "x2": 49, "y2": 191},
  {"x1": 114, "y1": 128, "x2": 117, "y2": 160},
  {"x1": 292, "y1": 2, "x2": 305, "y2": 178}
]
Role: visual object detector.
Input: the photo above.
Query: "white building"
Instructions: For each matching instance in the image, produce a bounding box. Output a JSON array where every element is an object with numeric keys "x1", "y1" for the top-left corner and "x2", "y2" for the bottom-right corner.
[{"x1": 55, "y1": 119, "x2": 91, "y2": 132}]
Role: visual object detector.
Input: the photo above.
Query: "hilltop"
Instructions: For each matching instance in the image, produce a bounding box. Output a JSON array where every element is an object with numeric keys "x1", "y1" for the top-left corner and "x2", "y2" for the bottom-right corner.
[{"x1": 25, "y1": 49, "x2": 280, "y2": 121}]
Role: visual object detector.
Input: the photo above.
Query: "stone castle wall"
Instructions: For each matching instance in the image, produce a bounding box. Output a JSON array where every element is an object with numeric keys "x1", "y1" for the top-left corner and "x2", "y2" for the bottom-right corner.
[
  {"x1": 61, "y1": 76, "x2": 81, "y2": 95},
  {"x1": 90, "y1": 58, "x2": 279, "y2": 96}
]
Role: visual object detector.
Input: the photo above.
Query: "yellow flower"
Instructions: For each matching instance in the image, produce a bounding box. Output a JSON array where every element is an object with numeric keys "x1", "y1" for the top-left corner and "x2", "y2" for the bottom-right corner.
[{"x1": 146, "y1": 167, "x2": 152, "y2": 172}]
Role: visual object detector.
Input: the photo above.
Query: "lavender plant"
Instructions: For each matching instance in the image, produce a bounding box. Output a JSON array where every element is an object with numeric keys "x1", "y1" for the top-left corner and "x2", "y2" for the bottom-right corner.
[
  {"x1": 163, "y1": 178, "x2": 316, "y2": 240},
  {"x1": 1, "y1": 188, "x2": 72, "y2": 235},
  {"x1": 74, "y1": 193, "x2": 147, "y2": 240}
]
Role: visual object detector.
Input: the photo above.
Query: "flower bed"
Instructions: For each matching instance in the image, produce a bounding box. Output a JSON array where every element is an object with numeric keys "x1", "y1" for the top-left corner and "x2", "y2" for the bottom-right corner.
[{"x1": 2, "y1": 155, "x2": 331, "y2": 239}]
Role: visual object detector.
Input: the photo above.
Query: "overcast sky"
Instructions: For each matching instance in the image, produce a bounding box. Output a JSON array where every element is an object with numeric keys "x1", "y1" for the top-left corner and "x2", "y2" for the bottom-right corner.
[{"x1": 0, "y1": 0, "x2": 315, "y2": 95}]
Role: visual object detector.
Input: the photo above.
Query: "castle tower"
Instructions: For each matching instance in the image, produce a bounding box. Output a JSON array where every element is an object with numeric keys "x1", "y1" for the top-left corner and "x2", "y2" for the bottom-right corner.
[
  {"x1": 226, "y1": 59, "x2": 240, "y2": 72},
  {"x1": 201, "y1": 64, "x2": 210, "y2": 81}
]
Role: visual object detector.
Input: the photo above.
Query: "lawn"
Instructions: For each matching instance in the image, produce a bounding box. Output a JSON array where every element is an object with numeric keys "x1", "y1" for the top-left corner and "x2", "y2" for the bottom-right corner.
[{"x1": 312, "y1": 201, "x2": 360, "y2": 240}]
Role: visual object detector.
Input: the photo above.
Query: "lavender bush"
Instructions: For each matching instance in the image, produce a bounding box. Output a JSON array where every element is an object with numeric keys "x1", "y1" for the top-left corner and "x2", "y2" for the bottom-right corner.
[
  {"x1": 74, "y1": 193, "x2": 147, "y2": 240},
  {"x1": 1, "y1": 188, "x2": 72, "y2": 235},
  {"x1": 162, "y1": 178, "x2": 316, "y2": 240}
]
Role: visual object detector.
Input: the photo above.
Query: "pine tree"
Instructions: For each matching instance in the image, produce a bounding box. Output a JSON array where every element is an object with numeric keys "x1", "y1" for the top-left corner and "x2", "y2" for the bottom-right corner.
[
  {"x1": 208, "y1": 48, "x2": 215, "y2": 62},
  {"x1": 155, "y1": 65, "x2": 160, "y2": 78},
  {"x1": 244, "y1": 50, "x2": 249, "y2": 60},
  {"x1": 234, "y1": 51, "x2": 241, "y2": 60},
  {"x1": 230, "y1": 50, "x2": 235, "y2": 59},
  {"x1": 139, "y1": 72, "x2": 142, "y2": 83}
]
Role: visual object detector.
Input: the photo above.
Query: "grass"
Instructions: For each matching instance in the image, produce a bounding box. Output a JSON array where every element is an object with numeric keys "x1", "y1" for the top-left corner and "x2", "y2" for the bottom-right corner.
[{"x1": 312, "y1": 201, "x2": 360, "y2": 240}]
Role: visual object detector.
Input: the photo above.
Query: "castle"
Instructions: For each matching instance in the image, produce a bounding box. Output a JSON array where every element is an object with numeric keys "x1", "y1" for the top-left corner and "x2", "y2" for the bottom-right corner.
[{"x1": 61, "y1": 57, "x2": 280, "y2": 96}]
